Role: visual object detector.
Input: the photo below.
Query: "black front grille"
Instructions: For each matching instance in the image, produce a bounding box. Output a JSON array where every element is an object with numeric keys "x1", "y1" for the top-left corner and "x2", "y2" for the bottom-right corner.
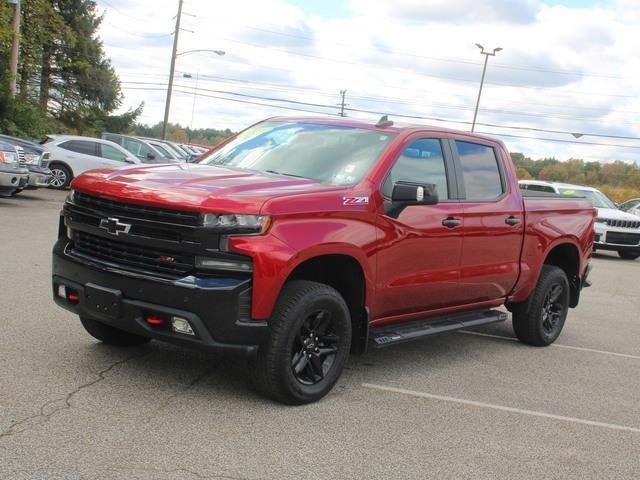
[
  {"x1": 606, "y1": 219, "x2": 640, "y2": 229},
  {"x1": 607, "y1": 232, "x2": 640, "y2": 246},
  {"x1": 72, "y1": 231, "x2": 194, "y2": 276},
  {"x1": 74, "y1": 192, "x2": 201, "y2": 226}
]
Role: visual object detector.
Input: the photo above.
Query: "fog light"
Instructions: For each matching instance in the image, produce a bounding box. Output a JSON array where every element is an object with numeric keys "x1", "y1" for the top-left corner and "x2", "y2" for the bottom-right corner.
[
  {"x1": 171, "y1": 317, "x2": 195, "y2": 336},
  {"x1": 57, "y1": 284, "x2": 66, "y2": 298}
]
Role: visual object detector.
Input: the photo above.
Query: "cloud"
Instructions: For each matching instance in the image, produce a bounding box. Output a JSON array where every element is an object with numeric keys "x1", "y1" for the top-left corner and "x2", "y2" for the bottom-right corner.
[{"x1": 350, "y1": 0, "x2": 540, "y2": 24}]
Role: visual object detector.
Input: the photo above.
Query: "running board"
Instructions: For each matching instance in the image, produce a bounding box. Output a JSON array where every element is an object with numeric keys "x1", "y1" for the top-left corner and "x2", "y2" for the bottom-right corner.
[{"x1": 369, "y1": 309, "x2": 508, "y2": 348}]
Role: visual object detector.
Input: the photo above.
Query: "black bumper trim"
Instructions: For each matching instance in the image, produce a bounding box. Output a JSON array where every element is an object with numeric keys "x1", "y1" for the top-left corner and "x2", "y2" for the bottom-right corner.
[{"x1": 53, "y1": 239, "x2": 268, "y2": 356}]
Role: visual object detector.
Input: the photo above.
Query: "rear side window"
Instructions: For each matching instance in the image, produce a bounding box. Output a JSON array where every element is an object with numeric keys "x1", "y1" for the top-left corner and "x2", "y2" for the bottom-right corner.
[
  {"x1": 383, "y1": 138, "x2": 449, "y2": 199},
  {"x1": 59, "y1": 141, "x2": 98, "y2": 157},
  {"x1": 455, "y1": 141, "x2": 504, "y2": 201},
  {"x1": 526, "y1": 184, "x2": 555, "y2": 193}
]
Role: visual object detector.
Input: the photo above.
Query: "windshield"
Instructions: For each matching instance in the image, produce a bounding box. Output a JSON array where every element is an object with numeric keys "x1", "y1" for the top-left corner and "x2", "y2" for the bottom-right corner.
[
  {"x1": 199, "y1": 121, "x2": 396, "y2": 185},
  {"x1": 558, "y1": 187, "x2": 617, "y2": 209}
]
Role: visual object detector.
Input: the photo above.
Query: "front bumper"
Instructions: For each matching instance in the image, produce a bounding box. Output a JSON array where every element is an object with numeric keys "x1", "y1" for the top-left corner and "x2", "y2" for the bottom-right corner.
[
  {"x1": 0, "y1": 169, "x2": 29, "y2": 192},
  {"x1": 52, "y1": 239, "x2": 267, "y2": 355},
  {"x1": 594, "y1": 224, "x2": 640, "y2": 252},
  {"x1": 26, "y1": 166, "x2": 52, "y2": 188}
]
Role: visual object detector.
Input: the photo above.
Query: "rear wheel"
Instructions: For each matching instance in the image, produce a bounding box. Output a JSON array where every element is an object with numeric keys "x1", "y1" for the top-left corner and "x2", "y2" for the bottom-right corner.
[
  {"x1": 512, "y1": 265, "x2": 569, "y2": 346},
  {"x1": 618, "y1": 251, "x2": 640, "y2": 260},
  {"x1": 80, "y1": 317, "x2": 151, "y2": 346},
  {"x1": 250, "y1": 280, "x2": 351, "y2": 405},
  {"x1": 49, "y1": 164, "x2": 72, "y2": 189}
]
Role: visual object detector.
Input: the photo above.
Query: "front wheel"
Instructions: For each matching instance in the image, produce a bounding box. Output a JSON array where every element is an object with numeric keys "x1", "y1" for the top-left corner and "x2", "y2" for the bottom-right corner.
[
  {"x1": 618, "y1": 251, "x2": 640, "y2": 260},
  {"x1": 250, "y1": 280, "x2": 352, "y2": 405},
  {"x1": 49, "y1": 164, "x2": 72, "y2": 189},
  {"x1": 512, "y1": 265, "x2": 569, "y2": 346},
  {"x1": 80, "y1": 317, "x2": 151, "y2": 346}
]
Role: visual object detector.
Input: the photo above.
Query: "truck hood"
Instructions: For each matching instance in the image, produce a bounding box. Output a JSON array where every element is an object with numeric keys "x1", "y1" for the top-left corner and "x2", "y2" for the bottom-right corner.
[
  {"x1": 596, "y1": 207, "x2": 640, "y2": 221},
  {"x1": 71, "y1": 163, "x2": 338, "y2": 214}
]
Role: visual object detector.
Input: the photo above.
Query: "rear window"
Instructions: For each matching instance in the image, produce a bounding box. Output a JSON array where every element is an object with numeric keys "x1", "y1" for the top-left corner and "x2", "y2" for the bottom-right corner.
[
  {"x1": 59, "y1": 140, "x2": 98, "y2": 156},
  {"x1": 455, "y1": 141, "x2": 504, "y2": 201}
]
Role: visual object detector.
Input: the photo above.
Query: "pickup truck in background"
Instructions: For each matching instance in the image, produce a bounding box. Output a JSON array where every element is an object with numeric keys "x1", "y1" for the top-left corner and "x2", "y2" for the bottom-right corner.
[{"x1": 52, "y1": 117, "x2": 595, "y2": 404}]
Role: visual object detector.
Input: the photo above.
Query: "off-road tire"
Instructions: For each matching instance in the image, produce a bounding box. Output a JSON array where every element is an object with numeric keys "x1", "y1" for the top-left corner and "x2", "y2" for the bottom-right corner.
[
  {"x1": 80, "y1": 316, "x2": 151, "y2": 346},
  {"x1": 512, "y1": 265, "x2": 569, "y2": 346},
  {"x1": 250, "y1": 280, "x2": 351, "y2": 405}
]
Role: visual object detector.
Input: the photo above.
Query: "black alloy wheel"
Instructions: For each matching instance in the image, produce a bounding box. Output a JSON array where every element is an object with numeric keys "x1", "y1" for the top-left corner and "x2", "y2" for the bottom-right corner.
[{"x1": 290, "y1": 310, "x2": 340, "y2": 385}]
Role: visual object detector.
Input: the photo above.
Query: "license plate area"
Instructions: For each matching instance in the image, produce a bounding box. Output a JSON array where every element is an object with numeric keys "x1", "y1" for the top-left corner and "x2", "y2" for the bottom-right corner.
[{"x1": 84, "y1": 283, "x2": 122, "y2": 319}]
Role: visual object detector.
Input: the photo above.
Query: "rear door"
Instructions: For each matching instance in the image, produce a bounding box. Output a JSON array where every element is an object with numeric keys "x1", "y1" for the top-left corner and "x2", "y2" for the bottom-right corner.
[
  {"x1": 374, "y1": 135, "x2": 464, "y2": 319},
  {"x1": 452, "y1": 139, "x2": 524, "y2": 304}
]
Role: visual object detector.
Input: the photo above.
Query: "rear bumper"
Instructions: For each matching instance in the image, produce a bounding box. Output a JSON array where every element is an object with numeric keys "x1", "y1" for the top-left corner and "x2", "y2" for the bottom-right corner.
[{"x1": 52, "y1": 239, "x2": 267, "y2": 355}]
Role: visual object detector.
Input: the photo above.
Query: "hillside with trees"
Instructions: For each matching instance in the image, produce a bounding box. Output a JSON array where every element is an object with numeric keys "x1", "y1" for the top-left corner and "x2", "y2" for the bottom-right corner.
[
  {"x1": 512, "y1": 153, "x2": 640, "y2": 202},
  {"x1": 0, "y1": 0, "x2": 141, "y2": 138}
]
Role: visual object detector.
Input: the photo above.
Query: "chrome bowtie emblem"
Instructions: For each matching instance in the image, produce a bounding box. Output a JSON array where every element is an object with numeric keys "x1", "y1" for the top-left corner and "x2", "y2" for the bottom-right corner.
[{"x1": 99, "y1": 217, "x2": 131, "y2": 236}]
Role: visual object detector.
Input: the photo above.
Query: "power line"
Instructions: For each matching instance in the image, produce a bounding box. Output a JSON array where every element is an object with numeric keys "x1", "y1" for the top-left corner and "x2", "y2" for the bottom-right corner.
[{"x1": 121, "y1": 84, "x2": 640, "y2": 148}]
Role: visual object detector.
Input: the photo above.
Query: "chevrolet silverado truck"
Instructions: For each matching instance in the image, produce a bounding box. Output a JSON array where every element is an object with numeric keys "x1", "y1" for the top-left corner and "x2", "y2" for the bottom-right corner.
[{"x1": 52, "y1": 117, "x2": 595, "y2": 404}]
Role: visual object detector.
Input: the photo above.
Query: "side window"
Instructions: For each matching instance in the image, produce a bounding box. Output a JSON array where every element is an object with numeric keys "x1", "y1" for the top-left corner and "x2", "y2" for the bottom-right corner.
[
  {"x1": 59, "y1": 141, "x2": 98, "y2": 157},
  {"x1": 455, "y1": 141, "x2": 504, "y2": 201},
  {"x1": 100, "y1": 144, "x2": 128, "y2": 162},
  {"x1": 383, "y1": 138, "x2": 449, "y2": 199},
  {"x1": 123, "y1": 139, "x2": 146, "y2": 159}
]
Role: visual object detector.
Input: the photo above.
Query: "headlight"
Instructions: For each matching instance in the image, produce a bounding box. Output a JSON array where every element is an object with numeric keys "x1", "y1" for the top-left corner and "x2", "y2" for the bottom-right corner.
[
  {"x1": 201, "y1": 213, "x2": 271, "y2": 234},
  {"x1": 0, "y1": 151, "x2": 19, "y2": 165},
  {"x1": 24, "y1": 153, "x2": 40, "y2": 165},
  {"x1": 594, "y1": 217, "x2": 607, "y2": 223}
]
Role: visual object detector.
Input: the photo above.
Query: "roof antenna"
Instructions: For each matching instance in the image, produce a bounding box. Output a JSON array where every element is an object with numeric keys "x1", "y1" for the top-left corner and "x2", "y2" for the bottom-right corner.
[{"x1": 376, "y1": 115, "x2": 394, "y2": 128}]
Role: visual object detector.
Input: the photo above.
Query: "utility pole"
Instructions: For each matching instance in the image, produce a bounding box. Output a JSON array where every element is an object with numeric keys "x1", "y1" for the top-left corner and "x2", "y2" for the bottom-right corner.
[
  {"x1": 338, "y1": 89, "x2": 348, "y2": 117},
  {"x1": 162, "y1": 0, "x2": 184, "y2": 140},
  {"x1": 8, "y1": 0, "x2": 21, "y2": 97},
  {"x1": 471, "y1": 43, "x2": 502, "y2": 132}
]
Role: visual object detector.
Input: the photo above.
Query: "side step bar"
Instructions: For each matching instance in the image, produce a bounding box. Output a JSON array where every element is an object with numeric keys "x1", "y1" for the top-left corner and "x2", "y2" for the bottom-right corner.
[{"x1": 369, "y1": 309, "x2": 508, "y2": 348}]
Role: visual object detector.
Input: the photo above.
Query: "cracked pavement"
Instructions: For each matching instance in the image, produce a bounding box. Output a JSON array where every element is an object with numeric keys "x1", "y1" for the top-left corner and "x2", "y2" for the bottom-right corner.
[{"x1": 1, "y1": 189, "x2": 639, "y2": 479}]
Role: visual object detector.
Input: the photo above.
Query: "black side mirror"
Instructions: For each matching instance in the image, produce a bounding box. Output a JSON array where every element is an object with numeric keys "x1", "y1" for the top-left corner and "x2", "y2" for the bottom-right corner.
[
  {"x1": 386, "y1": 181, "x2": 438, "y2": 218},
  {"x1": 146, "y1": 152, "x2": 156, "y2": 161}
]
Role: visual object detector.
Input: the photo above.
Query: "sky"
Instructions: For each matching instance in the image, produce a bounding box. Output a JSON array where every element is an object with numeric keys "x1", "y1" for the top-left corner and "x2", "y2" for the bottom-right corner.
[{"x1": 97, "y1": 0, "x2": 640, "y2": 163}]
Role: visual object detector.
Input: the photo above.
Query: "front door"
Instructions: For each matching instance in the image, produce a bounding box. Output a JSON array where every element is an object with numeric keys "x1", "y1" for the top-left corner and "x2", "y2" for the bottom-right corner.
[{"x1": 374, "y1": 137, "x2": 464, "y2": 321}]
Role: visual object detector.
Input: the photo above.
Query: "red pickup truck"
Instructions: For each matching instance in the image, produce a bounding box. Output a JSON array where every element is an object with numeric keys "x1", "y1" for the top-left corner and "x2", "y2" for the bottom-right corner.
[{"x1": 53, "y1": 117, "x2": 595, "y2": 404}]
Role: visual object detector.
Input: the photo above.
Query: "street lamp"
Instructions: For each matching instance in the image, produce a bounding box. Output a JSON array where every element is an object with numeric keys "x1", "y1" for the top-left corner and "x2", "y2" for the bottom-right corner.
[
  {"x1": 471, "y1": 43, "x2": 502, "y2": 132},
  {"x1": 161, "y1": 49, "x2": 225, "y2": 139},
  {"x1": 183, "y1": 72, "x2": 200, "y2": 141}
]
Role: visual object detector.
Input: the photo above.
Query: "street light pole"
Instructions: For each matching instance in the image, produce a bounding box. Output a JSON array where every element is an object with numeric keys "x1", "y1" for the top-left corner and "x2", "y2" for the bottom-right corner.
[
  {"x1": 161, "y1": 0, "x2": 184, "y2": 140},
  {"x1": 471, "y1": 43, "x2": 502, "y2": 132},
  {"x1": 162, "y1": 48, "x2": 224, "y2": 140}
]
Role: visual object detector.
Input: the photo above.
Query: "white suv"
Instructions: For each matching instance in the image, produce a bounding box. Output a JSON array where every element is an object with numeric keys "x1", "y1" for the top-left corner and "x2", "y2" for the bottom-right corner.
[
  {"x1": 519, "y1": 180, "x2": 640, "y2": 260},
  {"x1": 43, "y1": 135, "x2": 140, "y2": 189}
]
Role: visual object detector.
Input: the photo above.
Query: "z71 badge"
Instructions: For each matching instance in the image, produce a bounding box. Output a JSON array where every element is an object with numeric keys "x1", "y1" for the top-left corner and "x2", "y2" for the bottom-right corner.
[{"x1": 343, "y1": 196, "x2": 369, "y2": 206}]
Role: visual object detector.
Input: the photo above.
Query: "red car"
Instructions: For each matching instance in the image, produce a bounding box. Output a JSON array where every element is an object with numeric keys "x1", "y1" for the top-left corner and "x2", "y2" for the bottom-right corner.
[{"x1": 53, "y1": 116, "x2": 595, "y2": 404}]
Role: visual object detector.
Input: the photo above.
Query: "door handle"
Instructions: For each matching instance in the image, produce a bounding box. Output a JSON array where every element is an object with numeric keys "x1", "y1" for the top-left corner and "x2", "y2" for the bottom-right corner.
[
  {"x1": 442, "y1": 217, "x2": 462, "y2": 228},
  {"x1": 505, "y1": 216, "x2": 521, "y2": 226}
]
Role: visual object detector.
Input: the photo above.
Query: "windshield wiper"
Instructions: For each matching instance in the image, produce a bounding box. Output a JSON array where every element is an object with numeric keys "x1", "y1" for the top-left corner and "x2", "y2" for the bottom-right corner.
[{"x1": 265, "y1": 170, "x2": 310, "y2": 180}]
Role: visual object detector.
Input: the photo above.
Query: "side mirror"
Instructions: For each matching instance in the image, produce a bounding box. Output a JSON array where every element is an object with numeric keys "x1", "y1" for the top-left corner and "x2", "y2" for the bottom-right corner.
[
  {"x1": 386, "y1": 181, "x2": 438, "y2": 218},
  {"x1": 124, "y1": 158, "x2": 136, "y2": 164},
  {"x1": 146, "y1": 152, "x2": 156, "y2": 161}
]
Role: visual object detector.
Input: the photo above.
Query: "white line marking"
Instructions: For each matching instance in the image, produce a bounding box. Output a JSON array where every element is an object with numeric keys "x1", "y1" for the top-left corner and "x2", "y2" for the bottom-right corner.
[
  {"x1": 459, "y1": 330, "x2": 640, "y2": 360},
  {"x1": 362, "y1": 383, "x2": 640, "y2": 434}
]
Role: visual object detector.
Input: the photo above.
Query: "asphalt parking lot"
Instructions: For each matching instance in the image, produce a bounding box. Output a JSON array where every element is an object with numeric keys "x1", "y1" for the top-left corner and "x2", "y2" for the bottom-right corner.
[{"x1": 1, "y1": 188, "x2": 639, "y2": 480}]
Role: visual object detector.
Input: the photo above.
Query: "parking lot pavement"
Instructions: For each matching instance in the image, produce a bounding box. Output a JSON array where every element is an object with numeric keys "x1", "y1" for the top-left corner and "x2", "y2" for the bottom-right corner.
[{"x1": 1, "y1": 188, "x2": 639, "y2": 479}]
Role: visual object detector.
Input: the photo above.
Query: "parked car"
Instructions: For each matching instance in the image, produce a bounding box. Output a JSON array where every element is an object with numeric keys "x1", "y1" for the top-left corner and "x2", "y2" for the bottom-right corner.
[
  {"x1": 519, "y1": 180, "x2": 640, "y2": 260},
  {"x1": 140, "y1": 138, "x2": 184, "y2": 162},
  {"x1": 101, "y1": 133, "x2": 175, "y2": 163},
  {"x1": 42, "y1": 135, "x2": 140, "y2": 189},
  {"x1": 0, "y1": 141, "x2": 29, "y2": 197},
  {"x1": 53, "y1": 116, "x2": 595, "y2": 404},
  {"x1": 0, "y1": 134, "x2": 52, "y2": 189},
  {"x1": 619, "y1": 198, "x2": 640, "y2": 217}
]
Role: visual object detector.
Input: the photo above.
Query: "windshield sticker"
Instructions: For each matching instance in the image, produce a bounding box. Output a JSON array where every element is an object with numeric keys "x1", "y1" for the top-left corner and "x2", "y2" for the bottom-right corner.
[{"x1": 343, "y1": 196, "x2": 369, "y2": 206}]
